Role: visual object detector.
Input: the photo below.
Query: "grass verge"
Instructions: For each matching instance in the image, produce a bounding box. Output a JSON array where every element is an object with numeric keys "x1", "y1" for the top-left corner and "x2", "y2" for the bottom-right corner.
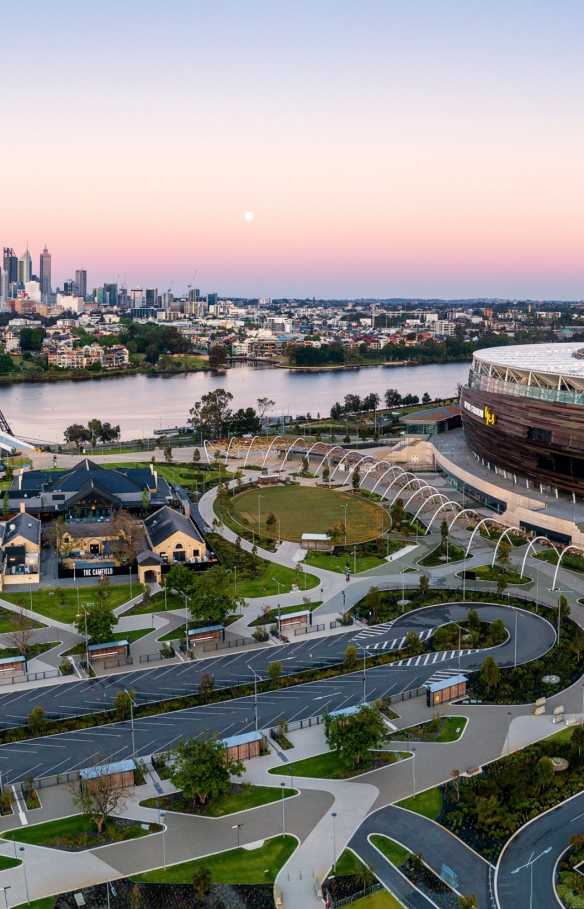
[
  {"x1": 1, "y1": 584, "x2": 142, "y2": 624},
  {"x1": 396, "y1": 787, "x2": 442, "y2": 820},
  {"x1": 140, "y1": 785, "x2": 297, "y2": 818},
  {"x1": 131, "y1": 834, "x2": 297, "y2": 884},
  {"x1": 370, "y1": 834, "x2": 410, "y2": 867}
]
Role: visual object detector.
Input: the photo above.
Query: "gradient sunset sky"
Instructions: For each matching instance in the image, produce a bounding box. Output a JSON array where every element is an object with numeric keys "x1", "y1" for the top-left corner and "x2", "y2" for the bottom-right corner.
[{"x1": 3, "y1": 0, "x2": 583, "y2": 299}]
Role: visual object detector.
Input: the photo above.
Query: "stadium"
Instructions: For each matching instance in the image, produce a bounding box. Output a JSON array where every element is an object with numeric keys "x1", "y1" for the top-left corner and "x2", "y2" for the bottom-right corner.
[{"x1": 460, "y1": 342, "x2": 584, "y2": 497}]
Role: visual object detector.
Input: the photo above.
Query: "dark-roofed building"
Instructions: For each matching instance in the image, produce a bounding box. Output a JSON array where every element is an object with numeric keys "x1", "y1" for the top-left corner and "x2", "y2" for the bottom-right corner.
[
  {"x1": 138, "y1": 506, "x2": 208, "y2": 584},
  {"x1": 400, "y1": 404, "x2": 461, "y2": 436},
  {"x1": 8, "y1": 459, "x2": 173, "y2": 521},
  {"x1": 0, "y1": 511, "x2": 41, "y2": 586}
]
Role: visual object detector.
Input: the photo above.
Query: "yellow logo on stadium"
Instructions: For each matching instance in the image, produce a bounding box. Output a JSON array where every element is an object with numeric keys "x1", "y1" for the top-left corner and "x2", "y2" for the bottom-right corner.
[{"x1": 484, "y1": 406, "x2": 497, "y2": 426}]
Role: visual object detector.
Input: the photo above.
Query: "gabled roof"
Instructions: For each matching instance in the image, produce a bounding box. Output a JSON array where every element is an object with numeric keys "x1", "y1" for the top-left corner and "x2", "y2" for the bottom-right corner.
[
  {"x1": 0, "y1": 513, "x2": 41, "y2": 547},
  {"x1": 64, "y1": 477, "x2": 128, "y2": 508},
  {"x1": 144, "y1": 506, "x2": 204, "y2": 548}
]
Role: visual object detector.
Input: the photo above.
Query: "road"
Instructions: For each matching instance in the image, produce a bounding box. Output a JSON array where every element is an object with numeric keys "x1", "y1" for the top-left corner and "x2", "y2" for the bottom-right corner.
[{"x1": 0, "y1": 603, "x2": 555, "y2": 783}]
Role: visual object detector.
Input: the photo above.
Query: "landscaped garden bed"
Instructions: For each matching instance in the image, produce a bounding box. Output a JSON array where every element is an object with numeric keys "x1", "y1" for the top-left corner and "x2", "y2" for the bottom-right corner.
[
  {"x1": 206, "y1": 532, "x2": 319, "y2": 596},
  {"x1": 391, "y1": 715, "x2": 467, "y2": 744},
  {"x1": 268, "y1": 748, "x2": 410, "y2": 780},
  {"x1": 431, "y1": 613, "x2": 507, "y2": 651},
  {"x1": 4, "y1": 815, "x2": 161, "y2": 851},
  {"x1": 418, "y1": 542, "x2": 469, "y2": 567},
  {"x1": 139, "y1": 783, "x2": 297, "y2": 818},
  {"x1": 50, "y1": 878, "x2": 276, "y2": 909},
  {"x1": 460, "y1": 565, "x2": 530, "y2": 585},
  {"x1": 557, "y1": 834, "x2": 584, "y2": 908},
  {"x1": 1, "y1": 584, "x2": 141, "y2": 624}
]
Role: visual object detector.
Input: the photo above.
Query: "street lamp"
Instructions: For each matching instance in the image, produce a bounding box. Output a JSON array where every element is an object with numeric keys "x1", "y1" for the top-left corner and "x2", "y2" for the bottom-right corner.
[
  {"x1": 232, "y1": 823, "x2": 244, "y2": 848},
  {"x1": 280, "y1": 782, "x2": 286, "y2": 837},
  {"x1": 288, "y1": 766, "x2": 294, "y2": 789},
  {"x1": 412, "y1": 747, "x2": 416, "y2": 799},
  {"x1": 76, "y1": 604, "x2": 89, "y2": 674},
  {"x1": 356, "y1": 644, "x2": 368, "y2": 703},
  {"x1": 1, "y1": 886, "x2": 10, "y2": 909},
  {"x1": 511, "y1": 846, "x2": 552, "y2": 909},
  {"x1": 451, "y1": 621, "x2": 465, "y2": 672},
  {"x1": 258, "y1": 494, "x2": 264, "y2": 536},
  {"x1": 161, "y1": 812, "x2": 166, "y2": 869},
  {"x1": 272, "y1": 578, "x2": 283, "y2": 597},
  {"x1": 332, "y1": 812, "x2": 337, "y2": 873},
  {"x1": 124, "y1": 688, "x2": 137, "y2": 760},
  {"x1": 182, "y1": 592, "x2": 190, "y2": 655},
  {"x1": 19, "y1": 848, "x2": 29, "y2": 906},
  {"x1": 246, "y1": 663, "x2": 261, "y2": 731},
  {"x1": 507, "y1": 711, "x2": 512, "y2": 757}
]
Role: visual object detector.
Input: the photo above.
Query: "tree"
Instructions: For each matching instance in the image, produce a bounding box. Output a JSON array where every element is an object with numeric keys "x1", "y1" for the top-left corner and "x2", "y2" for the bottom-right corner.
[
  {"x1": 323, "y1": 704, "x2": 386, "y2": 770},
  {"x1": 68, "y1": 759, "x2": 132, "y2": 834},
  {"x1": 188, "y1": 389, "x2": 234, "y2": 439},
  {"x1": 344, "y1": 645, "x2": 358, "y2": 670},
  {"x1": 192, "y1": 448, "x2": 201, "y2": 464},
  {"x1": 169, "y1": 733, "x2": 244, "y2": 804},
  {"x1": 192, "y1": 867, "x2": 212, "y2": 903},
  {"x1": 488, "y1": 618, "x2": 506, "y2": 644},
  {"x1": 266, "y1": 512, "x2": 277, "y2": 535},
  {"x1": 422, "y1": 392, "x2": 432, "y2": 405},
  {"x1": 268, "y1": 660, "x2": 283, "y2": 686},
  {"x1": 391, "y1": 498, "x2": 406, "y2": 533},
  {"x1": 458, "y1": 896, "x2": 479, "y2": 909},
  {"x1": 145, "y1": 344, "x2": 160, "y2": 365},
  {"x1": 440, "y1": 518, "x2": 449, "y2": 550},
  {"x1": 141, "y1": 487, "x2": 150, "y2": 515},
  {"x1": 4, "y1": 608, "x2": 35, "y2": 655},
  {"x1": 536, "y1": 755, "x2": 555, "y2": 792},
  {"x1": 208, "y1": 344, "x2": 228, "y2": 368},
  {"x1": 572, "y1": 724, "x2": 584, "y2": 757},
  {"x1": 353, "y1": 861, "x2": 376, "y2": 889},
  {"x1": 167, "y1": 563, "x2": 242, "y2": 625},
  {"x1": 28, "y1": 706, "x2": 47, "y2": 735},
  {"x1": 109, "y1": 510, "x2": 143, "y2": 563},
  {"x1": 404, "y1": 631, "x2": 424, "y2": 654},
  {"x1": 113, "y1": 689, "x2": 135, "y2": 720},
  {"x1": 198, "y1": 672, "x2": 215, "y2": 702},
  {"x1": 3, "y1": 491, "x2": 9, "y2": 516},
  {"x1": 0, "y1": 355, "x2": 14, "y2": 373},
  {"x1": 75, "y1": 601, "x2": 118, "y2": 644},
  {"x1": 495, "y1": 540, "x2": 512, "y2": 595},
  {"x1": 352, "y1": 465, "x2": 361, "y2": 493},
  {"x1": 130, "y1": 884, "x2": 141, "y2": 909},
  {"x1": 419, "y1": 574, "x2": 429, "y2": 592},
  {"x1": 322, "y1": 464, "x2": 330, "y2": 483},
  {"x1": 64, "y1": 424, "x2": 91, "y2": 451},
  {"x1": 20, "y1": 327, "x2": 44, "y2": 351},
  {"x1": 256, "y1": 397, "x2": 275, "y2": 421},
  {"x1": 558, "y1": 594, "x2": 570, "y2": 623},
  {"x1": 467, "y1": 609, "x2": 480, "y2": 632},
  {"x1": 96, "y1": 573, "x2": 111, "y2": 605},
  {"x1": 451, "y1": 768, "x2": 461, "y2": 802},
  {"x1": 385, "y1": 388, "x2": 402, "y2": 408},
  {"x1": 479, "y1": 655, "x2": 500, "y2": 691},
  {"x1": 164, "y1": 443, "x2": 173, "y2": 464}
]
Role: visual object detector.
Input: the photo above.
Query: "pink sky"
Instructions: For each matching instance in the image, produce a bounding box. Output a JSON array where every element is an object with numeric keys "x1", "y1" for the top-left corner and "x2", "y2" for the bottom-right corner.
[{"x1": 2, "y1": 0, "x2": 584, "y2": 299}]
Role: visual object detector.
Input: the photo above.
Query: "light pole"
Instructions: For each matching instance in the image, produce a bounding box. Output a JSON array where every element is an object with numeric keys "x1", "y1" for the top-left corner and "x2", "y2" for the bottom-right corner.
[
  {"x1": 581, "y1": 684, "x2": 584, "y2": 725},
  {"x1": 246, "y1": 663, "x2": 261, "y2": 731},
  {"x1": 183, "y1": 592, "x2": 190, "y2": 655},
  {"x1": 76, "y1": 604, "x2": 89, "y2": 673},
  {"x1": 124, "y1": 688, "x2": 137, "y2": 760},
  {"x1": 161, "y1": 812, "x2": 166, "y2": 869},
  {"x1": 280, "y1": 782, "x2": 286, "y2": 837},
  {"x1": 341, "y1": 504, "x2": 348, "y2": 545},
  {"x1": 412, "y1": 747, "x2": 416, "y2": 799},
  {"x1": 511, "y1": 846, "x2": 552, "y2": 909},
  {"x1": 129, "y1": 565, "x2": 133, "y2": 600},
  {"x1": 507, "y1": 711, "x2": 512, "y2": 757},
  {"x1": 19, "y1": 848, "x2": 29, "y2": 906},
  {"x1": 332, "y1": 812, "x2": 337, "y2": 873},
  {"x1": 353, "y1": 546, "x2": 356, "y2": 576},
  {"x1": 356, "y1": 644, "x2": 368, "y2": 703},
  {"x1": 272, "y1": 578, "x2": 283, "y2": 597},
  {"x1": 2, "y1": 886, "x2": 10, "y2": 909},
  {"x1": 232, "y1": 823, "x2": 244, "y2": 848},
  {"x1": 451, "y1": 621, "x2": 465, "y2": 672},
  {"x1": 29, "y1": 579, "x2": 32, "y2": 612},
  {"x1": 258, "y1": 494, "x2": 264, "y2": 536},
  {"x1": 288, "y1": 766, "x2": 293, "y2": 790}
]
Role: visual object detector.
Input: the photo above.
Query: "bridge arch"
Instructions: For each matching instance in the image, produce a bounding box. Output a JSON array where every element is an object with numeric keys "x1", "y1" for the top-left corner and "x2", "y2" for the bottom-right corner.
[{"x1": 412, "y1": 493, "x2": 448, "y2": 525}]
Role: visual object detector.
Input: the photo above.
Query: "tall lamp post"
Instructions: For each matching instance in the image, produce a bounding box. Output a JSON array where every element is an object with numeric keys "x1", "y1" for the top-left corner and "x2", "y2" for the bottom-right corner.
[
  {"x1": 511, "y1": 846, "x2": 552, "y2": 909},
  {"x1": 232, "y1": 823, "x2": 244, "y2": 848},
  {"x1": 76, "y1": 604, "x2": 89, "y2": 673},
  {"x1": 182, "y1": 592, "x2": 190, "y2": 655},
  {"x1": 356, "y1": 644, "x2": 368, "y2": 703},
  {"x1": 124, "y1": 688, "x2": 137, "y2": 760},
  {"x1": 280, "y1": 782, "x2": 286, "y2": 837},
  {"x1": 1, "y1": 886, "x2": 11, "y2": 909},
  {"x1": 332, "y1": 812, "x2": 337, "y2": 873},
  {"x1": 258, "y1": 494, "x2": 264, "y2": 536},
  {"x1": 19, "y1": 849, "x2": 29, "y2": 906},
  {"x1": 412, "y1": 747, "x2": 417, "y2": 799},
  {"x1": 507, "y1": 711, "x2": 512, "y2": 757},
  {"x1": 341, "y1": 504, "x2": 348, "y2": 545},
  {"x1": 246, "y1": 663, "x2": 261, "y2": 731},
  {"x1": 161, "y1": 812, "x2": 166, "y2": 869}
]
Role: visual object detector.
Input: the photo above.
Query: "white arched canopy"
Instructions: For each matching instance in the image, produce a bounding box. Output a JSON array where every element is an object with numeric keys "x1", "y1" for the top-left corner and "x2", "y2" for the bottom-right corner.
[
  {"x1": 380, "y1": 471, "x2": 417, "y2": 503},
  {"x1": 464, "y1": 517, "x2": 505, "y2": 557},
  {"x1": 261, "y1": 435, "x2": 285, "y2": 469},
  {"x1": 280, "y1": 437, "x2": 307, "y2": 466},
  {"x1": 330, "y1": 450, "x2": 360, "y2": 480},
  {"x1": 243, "y1": 436, "x2": 261, "y2": 467},
  {"x1": 203, "y1": 439, "x2": 213, "y2": 465},
  {"x1": 425, "y1": 500, "x2": 462, "y2": 534},
  {"x1": 551, "y1": 544, "x2": 584, "y2": 590},
  {"x1": 412, "y1": 493, "x2": 448, "y2": 525},
  {"x1": 389, "y1": 475, "x2": 423, "y2": 506},
  {"x1": 448, "y1": 508, "x2": 481, "y2": 531},
  {"x1": 491, "y1": 527, "x2": 524, "y2": 567},
  {"x1": 520, "y1": 536, "x2": 554, "y2": 580},
  {"x1": 341, "y1": 455, "x2": 378, "y2": 486},
  {"x1": 402, "y1": 484, "x2": 441, "y2": 513},
  {"x1": 314, "y1": 445, "x2": 346, "y2": 477},
  {"x1": 225, "y1": 437, "x2": 238, "y2": 461},
  {"x1": 370, "y1": 465, "x2": 405, "y2": 496}
]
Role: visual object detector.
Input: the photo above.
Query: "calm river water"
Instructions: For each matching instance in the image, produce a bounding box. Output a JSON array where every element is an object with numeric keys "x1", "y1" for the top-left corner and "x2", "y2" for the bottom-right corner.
[{"x1": 6, "y1": 361, "x2": 470, "y2": 444}]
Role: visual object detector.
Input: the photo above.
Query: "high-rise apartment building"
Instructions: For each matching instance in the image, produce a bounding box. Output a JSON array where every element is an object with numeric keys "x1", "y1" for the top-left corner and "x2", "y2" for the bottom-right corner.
[
  {"x1": 145, "y1": 288, "x2": 158, "y2": 307},
  {"x1": 207, "y1": 292, "x2": 218, "y2": 307},
  {"x1": 40, "y1": 247, "x2": 52, "y2": 302},
  {"x1": 3, "y1": 248, "x2": 18, "y2": 286},
  {"x1": 0, "y1": 269, "x2": 7, "y2": 305},
  {"x1": 75, "y1": 269, "x2": 87, "y2": 300},
  {"x1": 131, "y1": 287, "x2": 145, "y2": 305},
  {"x1": 63, "y1": 278, "x2": 75, "y2": 295},
  {"x1": 18, "y1": 248, "x2": 32, "y2": 284},
  {"x1": 188, "y1": 288, "x2": 201, "y2": 302},
  {"x1": 103, "y1": 283, "x2": 118, "y2": 306}
]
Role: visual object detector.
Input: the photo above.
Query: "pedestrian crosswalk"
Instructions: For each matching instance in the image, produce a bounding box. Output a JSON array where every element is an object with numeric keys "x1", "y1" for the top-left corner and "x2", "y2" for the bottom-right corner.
[
  {"x1": 353, "y1": 620, "x2": 398, "y2": 639},
  {"x1": 358, "y1": 628, "x2": 434, "y2": 651},
  {"x1": 389, "y1": 649, "x2": 480, "y2": 669}
]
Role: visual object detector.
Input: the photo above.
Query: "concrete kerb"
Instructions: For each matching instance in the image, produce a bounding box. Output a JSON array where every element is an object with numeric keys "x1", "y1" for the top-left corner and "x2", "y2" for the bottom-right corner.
[
  {"x1": 364, "y1": 835, "x2": 441, "y2": 908},
  {"x1": 387, "y1": 802, "x2": 493, "y2": 871}
]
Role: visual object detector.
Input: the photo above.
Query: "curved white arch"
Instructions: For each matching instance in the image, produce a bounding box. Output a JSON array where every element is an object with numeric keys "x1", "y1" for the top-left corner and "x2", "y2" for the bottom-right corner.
[
  {"x1": 425, "y1": 499, "x2": 462, "y2": 535},
  {"x1": 448, "y1": 507, "x2": 481, "y2": 531},
  {"x1": 225, "y1": 436, "x2": 238, "y2": 461},
  {"x1": 402, "y1": 483, "x2": 441, "y2": 513},
  {"x1": 389, "y1": 475, "x2": 424, "y2": 506},
  {"x1": 243, "y1": 436, "x2": 261, "y2": 467},
  {"x1": 203, "y1": 439, "x2": 213, "y2": 465},
  {"x1": 261, "y1": 435, "x2": 285, "y2": 470},
  {"x1": 314, "y1": 445, "x2": 346, "y2": 477},
  {"x1": 551, "y1": 544, "x2": 584, "y2": 590},
  {"x1": 464, "y1": 517, "x2": 498, "y2": 557},
  {"x1": 380, "y1": 471, "x2": 419, "y2": 503},
  {"x1": 341, "y1": 455, "x2": 378, "y2": 486},
  {"x1": 303, "y1": 440, "x2": 325, "y2": 463},
  {"x1": 520, "y1": 535, "x2": 553, "y2": 579},
  {"x1": 370, "y1": 465, "x2": 405, "y2": 496},
  {"x1": 280, "y1": 437, "x2": 307, "y2": 466},
  {"x1": 412, "y1": 493, "x2": 448, "y2": 524},
  {"x1": 330, "y1": 450, "x2": 359, "y2": 480},
  {"x1": 491, "y1": 526, "x2": 524, "y2": 567}
]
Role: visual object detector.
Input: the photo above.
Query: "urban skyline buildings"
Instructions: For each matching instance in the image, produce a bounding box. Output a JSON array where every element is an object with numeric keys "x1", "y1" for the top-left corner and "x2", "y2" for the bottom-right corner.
[{"x1": 40, "y1": 246, "x2": 51, "y2": 302}]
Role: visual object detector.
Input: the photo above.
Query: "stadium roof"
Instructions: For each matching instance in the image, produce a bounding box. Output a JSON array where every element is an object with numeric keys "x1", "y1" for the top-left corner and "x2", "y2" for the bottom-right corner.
[{"x1": 472, "y1": 343, "x2": 584, "y2": 391}]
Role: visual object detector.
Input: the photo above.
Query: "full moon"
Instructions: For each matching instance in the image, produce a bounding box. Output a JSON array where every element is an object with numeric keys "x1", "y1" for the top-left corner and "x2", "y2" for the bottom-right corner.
[{"x1": 244, "y1": 211, "x2": 253, "y2": 221}]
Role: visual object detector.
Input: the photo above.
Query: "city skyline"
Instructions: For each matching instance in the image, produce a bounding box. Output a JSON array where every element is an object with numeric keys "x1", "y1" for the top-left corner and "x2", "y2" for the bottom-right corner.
[{"x1": 2, "y1": 1, "x2": 584, "y2": 299}]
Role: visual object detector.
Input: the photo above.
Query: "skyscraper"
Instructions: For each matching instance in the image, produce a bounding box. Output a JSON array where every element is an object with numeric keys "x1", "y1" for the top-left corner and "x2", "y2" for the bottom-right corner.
[
  {"x1": 145, "y1": 288, "x2": 158, "y2": 307},
  {"x1": 18, "y1": 248, "x2": 32, "y2": 284},
  {"x1": 2, "y1": 249, "x2": 17, "y2": 286},
  {"x1": 103, "y1": 283, "x2": 118, "y2": 306},
  {"x1": 40, "y1": 246, "x2": 52, "y2": 302},
  {"x1": 75, "y1": 269, "x2": 87, "y2": 300}
]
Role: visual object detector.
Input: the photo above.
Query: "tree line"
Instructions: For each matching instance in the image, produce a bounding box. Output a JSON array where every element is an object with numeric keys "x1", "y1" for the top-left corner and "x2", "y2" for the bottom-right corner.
[{"x1": 329, "y1": 388, "x2": 432, "y2": 419}]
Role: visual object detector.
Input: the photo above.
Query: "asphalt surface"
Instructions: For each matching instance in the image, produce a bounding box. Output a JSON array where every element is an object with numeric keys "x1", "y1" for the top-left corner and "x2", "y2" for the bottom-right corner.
[
  {"x1": 0, "y1": 602, "x2": 554, "y2": 728},
  {"x1": 496, "y1": 790, "x2": 584, "y2": 909},
  {"x1": 0, "y1": 603, "x2": 555, "y2": 783},
  {"x1": 350, "y1": 805, "x2": 491, "y2": 909}
]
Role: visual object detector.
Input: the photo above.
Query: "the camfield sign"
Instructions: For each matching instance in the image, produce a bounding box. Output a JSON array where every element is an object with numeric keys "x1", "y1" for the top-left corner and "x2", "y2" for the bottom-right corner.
[{"x1": 463, "y1": 400, "x2": 497, "y2": 425}]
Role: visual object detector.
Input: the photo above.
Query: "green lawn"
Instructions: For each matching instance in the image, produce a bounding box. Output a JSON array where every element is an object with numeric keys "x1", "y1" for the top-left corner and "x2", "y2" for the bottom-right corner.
[
  {"x1": 158, "y1": 624, "x2": 188, "y2": 642},
  {"x1": 113, "y1": 628, "x2": 152, "y2": 644},
  {"x1": 349, "y1": 892, "x2": 402, "y2": 909},
  {"x1": 335, "y1": 848, "x2": 370, "y2": 876},
  {"x1": 1, "y1": 584, "x2": 142, "y2": 624},
  {"x1": 464, "y1": 566, "x2": 530, "y2": 585},
  {"x1": 0, "y1": 854, "x2": 21, "y2": 870},
  {"x1": 3, "y1": 814, "x2": 153, "y2": 847},
  {"x1": 0, "y1": 608, "x2": 44, "y2": 633},
  {"x1": 304, "y1": 551, "x2": 387, "y2": 574},
  {"x1": 121, "y1": 592, "x2": 186, "y2": 615},
  {"x1": 397, "y1": 787, "x2": 442, "y2": 820},
  {"x1": 534, "y1": 549, "x2": 584, "y2": 576},
  {"x1": 105, "y1": 462, "x2": 233, "y2": 490},
  {"x1": 12, "y1": 900, "x2": 53, "y2": 909},
  {"x1": 268, "y1": 750, "x2": 407, "y2": 779},
  {"x1": 419, "y1": 543, "x2": 468, "y2": 568},
  {"x1": 370, "y1": 834, "x2": 410, "y2": 867},
  {"x1": 131, "y1": 835, "x2": 297, "y2": 884},
  {"x1": 235, "y1": 561, "x2": 319, "y2": 598},
  {"x1": 140, "y1": 785, "x2": 297, "y2": 818},
  {"x1": 228, "y1": 486, "x2": 385, "y2": 544},
  {"x1": 434, "y1": 716, "x2": 467, "y2": 743}
]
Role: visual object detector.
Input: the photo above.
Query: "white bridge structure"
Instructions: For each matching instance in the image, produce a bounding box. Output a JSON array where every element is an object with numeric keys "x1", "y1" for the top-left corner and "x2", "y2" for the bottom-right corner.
[{"x1": 0, "y1": 410, "x2": 35, "y2": 454}]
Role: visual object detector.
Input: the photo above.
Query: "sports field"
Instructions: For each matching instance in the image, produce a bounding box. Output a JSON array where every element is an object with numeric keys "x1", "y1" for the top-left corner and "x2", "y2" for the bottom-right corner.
[{"x1": 229, "y1": 486, "x2": 384, "y2": 544}]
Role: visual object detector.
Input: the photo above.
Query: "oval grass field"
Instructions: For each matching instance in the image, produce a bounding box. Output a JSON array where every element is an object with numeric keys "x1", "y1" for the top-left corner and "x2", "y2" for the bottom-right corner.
[{"x1": 229, "y1": 486, "x2": 385, "y2": 544}]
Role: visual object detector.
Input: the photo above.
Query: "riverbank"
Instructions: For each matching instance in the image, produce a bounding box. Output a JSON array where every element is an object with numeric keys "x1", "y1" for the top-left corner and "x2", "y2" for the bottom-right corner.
[
  {"x1": 277, "y1": 357, "x2": 472, "y2": 371},
  {"x1": 0, "y1": 362, "x2": 228, "y2": 387}
]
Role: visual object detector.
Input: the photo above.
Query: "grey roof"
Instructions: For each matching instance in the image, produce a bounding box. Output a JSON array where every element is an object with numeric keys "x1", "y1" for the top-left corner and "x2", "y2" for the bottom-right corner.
[
  {"x1": 136, "y1": 549, "x2": 163, "y2": 565},
  {"x1": 64, "y1": 521, "x2": 116, "y2": 538},
  {"x1": 80, "y1": 759, "x2": 135, "y2": 779},
  {"x1": 144, "y1": 506, "x2": 205, "y2": 548},
  {"x1": 425, "y1": 674, "x2": 467, "y2": 693},
  {"x1": 1, "y1": 513, "x2": 41, "y2": 547}
]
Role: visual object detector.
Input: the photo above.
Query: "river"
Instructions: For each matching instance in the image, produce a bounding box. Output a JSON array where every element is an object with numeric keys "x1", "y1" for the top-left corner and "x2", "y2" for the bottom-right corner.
[{"x1": 6, "y1": 361, "x2": 470, "y2": 444}]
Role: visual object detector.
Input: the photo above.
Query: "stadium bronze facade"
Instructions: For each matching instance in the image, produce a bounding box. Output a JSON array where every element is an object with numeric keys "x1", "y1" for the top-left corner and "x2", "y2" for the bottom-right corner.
[{"x1": 461, "y1": 343, "x2": 584, "y2": 497}]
